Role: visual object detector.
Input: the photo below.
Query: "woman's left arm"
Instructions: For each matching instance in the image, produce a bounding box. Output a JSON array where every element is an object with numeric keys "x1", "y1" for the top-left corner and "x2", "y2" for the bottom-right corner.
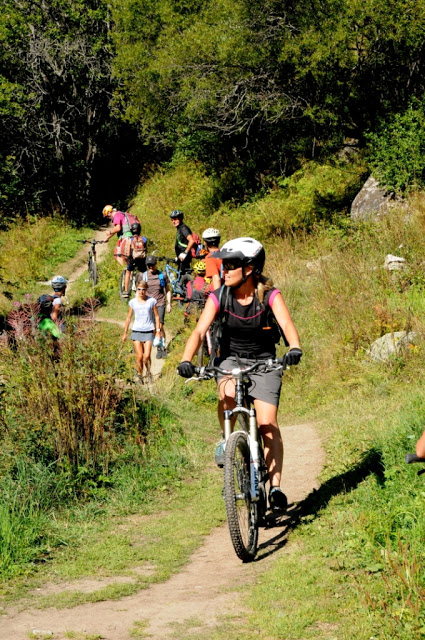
[{"x1": 271, "y1": 292, "x2": 301, "y2": 349}]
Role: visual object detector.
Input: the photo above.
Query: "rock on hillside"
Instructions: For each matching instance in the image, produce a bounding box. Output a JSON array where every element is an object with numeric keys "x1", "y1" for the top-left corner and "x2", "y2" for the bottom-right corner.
[{"x1": 351, "y1": 175, "x2": 403, "y2": 221}]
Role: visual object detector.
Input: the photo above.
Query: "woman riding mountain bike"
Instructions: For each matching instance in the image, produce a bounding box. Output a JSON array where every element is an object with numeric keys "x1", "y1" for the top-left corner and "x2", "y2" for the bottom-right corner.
[{"x1": 177, "y1": 237, "x2": 302, "y2": 513}]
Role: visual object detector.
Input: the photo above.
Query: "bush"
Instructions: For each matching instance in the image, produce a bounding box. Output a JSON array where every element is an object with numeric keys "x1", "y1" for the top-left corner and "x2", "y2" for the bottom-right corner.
[
  {"x1": 367, "y1": 99, "x2": 425, "y2": 194},
  {"x1": 0, "y1": 301, "x2": 129, "y2": 482}
]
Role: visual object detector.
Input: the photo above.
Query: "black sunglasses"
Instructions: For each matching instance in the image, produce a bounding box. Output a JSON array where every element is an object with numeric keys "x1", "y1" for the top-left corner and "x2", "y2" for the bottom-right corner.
[
  {"x1": 222, "y1": 261, "x2": 243, "y2": 271},
  {"x1": 137, "y1": 287, "x2": 148, "y2": 291}
]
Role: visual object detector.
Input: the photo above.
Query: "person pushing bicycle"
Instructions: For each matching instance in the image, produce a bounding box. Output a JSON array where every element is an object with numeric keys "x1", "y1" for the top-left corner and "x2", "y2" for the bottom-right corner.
[
  {"x1": 177, "y1": 237, "x2": 302, "y2": 513},
  {"x1": 169, "y1": 209, "x2": 195, "y2": 275}
]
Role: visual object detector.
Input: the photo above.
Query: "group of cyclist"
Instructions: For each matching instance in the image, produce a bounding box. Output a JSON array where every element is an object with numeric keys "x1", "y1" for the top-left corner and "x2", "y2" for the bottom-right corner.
[
  {"x1": 102, "y1": 204, "x2": 304, "y2": 511},
  {"x1": 35, "y1": 204, "x2": 302, "y2": 512}
]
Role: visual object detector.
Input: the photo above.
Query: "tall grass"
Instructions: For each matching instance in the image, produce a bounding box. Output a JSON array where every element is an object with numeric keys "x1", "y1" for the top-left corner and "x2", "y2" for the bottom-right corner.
[
  {"x1": 0, "y1": 217, "x2": 91, "y2": 316},
  {"x1": 1, "y1": 302, "x2": 128, "y2": 479},
  {"x1": 130, "y1": 161, "x2": 215, "y2": 255}
]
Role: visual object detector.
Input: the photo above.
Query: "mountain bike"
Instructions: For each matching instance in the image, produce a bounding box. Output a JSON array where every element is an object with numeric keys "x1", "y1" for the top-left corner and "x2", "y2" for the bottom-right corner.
[
  {"x1": 405, "y1": 453, "x2": 425, "y2": 475},
  {"x1": 187, "y1": 357, "x2": 287, "y2": 562},
  {"x1": 78, "y1": 239, "x2": 105, "y2": 286},
  {"x1": 119, "y1": 265, "x2": 142, "y2": 302},
  {"x1": 183, "y1": 296, "x2": 216, "y2": 367},
  {"x1": 157, "y1": 256, "x2": 191, "y2": 308},
  {"x1": 118, "y1": 240, "x2": 156, "y2": 302}
]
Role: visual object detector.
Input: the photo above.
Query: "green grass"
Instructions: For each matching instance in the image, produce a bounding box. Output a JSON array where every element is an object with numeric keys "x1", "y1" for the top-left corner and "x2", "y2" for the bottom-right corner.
[
  {"x1": 3, "y1": 164, "x2": 425, "y2": 639},
  {"x1": 0, "y1": 217, "x2": 92, "y2": 315},
  {"x1": 0, "y1": 361, "x2": 225, "y2": 603}
]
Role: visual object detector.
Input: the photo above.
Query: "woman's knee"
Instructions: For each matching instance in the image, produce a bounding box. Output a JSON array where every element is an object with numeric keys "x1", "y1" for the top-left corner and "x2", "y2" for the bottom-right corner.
[{"x1": 259, "y1": 422, "x2": 281, "y2": 440}]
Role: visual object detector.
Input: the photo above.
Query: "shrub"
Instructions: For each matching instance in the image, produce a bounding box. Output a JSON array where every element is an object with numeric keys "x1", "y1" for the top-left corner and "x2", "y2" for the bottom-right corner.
[
  {"x1": 0, "y1": 301, "x2": 128, "y2": 482},
  {"x1": 367, "y1": 99, "x2": 425, "y2": 194}
]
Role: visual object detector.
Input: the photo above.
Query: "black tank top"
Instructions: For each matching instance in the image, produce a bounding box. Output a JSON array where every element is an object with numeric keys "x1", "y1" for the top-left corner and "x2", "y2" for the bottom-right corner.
[{"x1": 213, "y1": 287, "x2": 277, "y2": 358}]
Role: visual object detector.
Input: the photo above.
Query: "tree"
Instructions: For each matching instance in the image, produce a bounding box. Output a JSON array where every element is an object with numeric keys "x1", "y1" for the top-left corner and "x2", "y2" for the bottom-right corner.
[{"x1": 0, "y1": 0, "x2": 115, "y2": 221}]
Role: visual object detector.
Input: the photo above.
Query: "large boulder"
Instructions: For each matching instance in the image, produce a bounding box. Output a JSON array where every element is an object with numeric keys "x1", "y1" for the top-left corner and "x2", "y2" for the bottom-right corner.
[
  {"x1": 351, "y1": 175, "x2": 397, "y2": 221},
  {"x1": 365, "y1": 331, "x2": 417, "y2": 362}
]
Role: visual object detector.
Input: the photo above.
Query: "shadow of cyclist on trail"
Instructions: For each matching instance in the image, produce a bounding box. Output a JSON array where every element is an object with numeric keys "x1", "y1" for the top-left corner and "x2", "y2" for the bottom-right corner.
[{"x1": 255, "y1": 447, "x2": 384, "y2": 562}]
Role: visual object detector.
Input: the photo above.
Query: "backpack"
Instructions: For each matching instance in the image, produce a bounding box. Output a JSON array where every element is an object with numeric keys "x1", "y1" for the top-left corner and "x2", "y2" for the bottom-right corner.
[
  {"x1": 190, "y1": 232, "x2": 204, "y2": 258},
  {"x1": 114, "y1": 237, "x2": 132, "y2": 265},
  {"x1": 122, "y1": 212, "x2": 140, "y2": 237},
  {"x1": 143, "y1": 270, "x2": 166, "y2": 289},
  {"x1": 132, "y1": 235, "x2": 147, "y2": 260},
  {"x1": 211, "y1": 286, "x2": 288, "y2": 358},
  {"x1": 187, "y1": 277, "x2": 209, "y2": 303}
]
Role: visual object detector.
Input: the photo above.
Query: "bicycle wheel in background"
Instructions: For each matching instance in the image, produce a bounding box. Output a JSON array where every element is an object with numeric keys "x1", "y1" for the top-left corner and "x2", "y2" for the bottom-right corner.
[
  {"x1": 196, "y1": 337, "x2": 208, "y2": 367},
  {"x1": 119, "y1": 270, "x2": 134, "y2": 301},
  {"x1": 88, "y1": 255, "x2": 97, "y2": 286},
  {"x1": 224, "y1": 431, "x2": 258, "y2": 562}
]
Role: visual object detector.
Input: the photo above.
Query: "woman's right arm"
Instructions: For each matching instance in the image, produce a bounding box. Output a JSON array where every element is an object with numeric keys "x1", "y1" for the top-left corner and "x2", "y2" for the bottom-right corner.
[
  {"x1": 122, "y1": 307, "x2": 133, "y2": 342},
  {"x1": 105, "y1": 224, "x2": 121, "y2": 242},
  {"x1": 180, "y1": 296, "x2": 217, "y2": 362}
]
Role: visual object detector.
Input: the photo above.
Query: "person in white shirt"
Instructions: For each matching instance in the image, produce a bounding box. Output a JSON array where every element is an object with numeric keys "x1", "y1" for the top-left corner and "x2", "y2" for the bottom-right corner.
[{"x1": 122, "y1": 280, "x2": 161, "y2": 383}]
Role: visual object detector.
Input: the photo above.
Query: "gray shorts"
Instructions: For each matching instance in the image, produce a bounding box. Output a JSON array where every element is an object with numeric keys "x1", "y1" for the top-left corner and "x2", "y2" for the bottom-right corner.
[
  {"x1": 215, "y1": 355, "x2": 282, "y2": 407},
  {"x1": 157, "y1": 305, "x2": 165, "y2": 324},
  {"x1": 131, "y1": 330, "x2": 154, "y2": 343}
]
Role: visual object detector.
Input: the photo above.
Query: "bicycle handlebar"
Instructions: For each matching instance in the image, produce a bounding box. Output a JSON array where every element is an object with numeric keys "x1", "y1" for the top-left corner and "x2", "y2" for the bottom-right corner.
[
  {"x1": 78, "y1": 239, "x2": 105, "y2": 244},
  {"x1": 193, "y1": 357, "x2": 287, "y2": 380},
  {"x1": 157, "y1": 256, "x2": 178, "y2": 263}
]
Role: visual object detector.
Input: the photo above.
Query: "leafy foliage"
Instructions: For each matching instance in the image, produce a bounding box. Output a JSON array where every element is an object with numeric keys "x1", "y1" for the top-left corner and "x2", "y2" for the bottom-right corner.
[
  {"x1": 0, "y1": 0, "x2": 145, "y2": 222},
  {"x1": 367, "y1": 99, "x2": 425, "y2": 193},
  {"x1": 110, "y1": 0, "x2": 425, "y2": 197}
]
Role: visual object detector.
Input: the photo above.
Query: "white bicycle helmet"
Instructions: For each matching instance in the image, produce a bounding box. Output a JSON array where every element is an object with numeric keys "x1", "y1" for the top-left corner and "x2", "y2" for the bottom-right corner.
[
  {"x1": 214, "y1": 237, "x2": 265, "y2": 273},
  {"x1": 202, "y1": 227, "x2": 221, "y2": 242},
  {"x1": 51, "y1": 275, "x2": 68, "y2": 291}
]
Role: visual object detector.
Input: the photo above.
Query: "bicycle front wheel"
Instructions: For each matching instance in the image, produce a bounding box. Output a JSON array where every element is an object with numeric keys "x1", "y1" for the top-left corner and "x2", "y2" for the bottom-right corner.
[
  {"x1": 196, "y1": 337, "x2": 208, "y2": 367},
  {"x1": 224, "y1": 431, "x2": 258, "y2": 562},
  {"x1": 88, "y1": 256, "x2": 97, "y2": 286}
]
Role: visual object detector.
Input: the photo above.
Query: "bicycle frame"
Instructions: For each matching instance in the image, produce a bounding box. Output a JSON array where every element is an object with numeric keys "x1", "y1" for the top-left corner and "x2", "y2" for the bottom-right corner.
[
  {"x1": 222, "y1": 371, "x2": 262, "y2": 502},
  {"x1": 192, "y1": 359, "x2": 285, "y2": 500},
  {"x1": 158, "y1": 256, "x2": 190, "y2": 300},
  {"x1": 187, "y1": 357, "x2": 286, "y2": 561}
]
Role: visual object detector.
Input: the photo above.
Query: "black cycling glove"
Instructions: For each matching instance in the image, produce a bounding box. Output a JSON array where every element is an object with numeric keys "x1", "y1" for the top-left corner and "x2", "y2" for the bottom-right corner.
[
  {"x1": 284, "y1": 348, "x2": 303, "y2": 366},
  {"x1": 177, "y1": 361, "x2": 195, "y2": 378}
]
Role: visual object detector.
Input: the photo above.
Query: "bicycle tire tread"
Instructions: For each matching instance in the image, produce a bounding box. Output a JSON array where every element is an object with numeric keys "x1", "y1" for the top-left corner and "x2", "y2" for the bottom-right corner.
[{"x1": 224, "y1": 432, "x2": 258, "y2": 562}]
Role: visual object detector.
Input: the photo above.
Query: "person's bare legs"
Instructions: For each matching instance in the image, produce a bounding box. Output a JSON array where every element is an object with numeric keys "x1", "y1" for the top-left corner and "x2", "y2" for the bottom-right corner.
[
  {"x1": 133, "y1": 341, "x2": 144, "y2": 375},
  {"x1": 416, "y1": 429, "x2": 425, "y2": 458},
  {"x1": 217, "y1": 377, "x2": 237, "y2": 432},
  {"x1": 143, "y1": 341, "x2": 153, "y2": 378}
]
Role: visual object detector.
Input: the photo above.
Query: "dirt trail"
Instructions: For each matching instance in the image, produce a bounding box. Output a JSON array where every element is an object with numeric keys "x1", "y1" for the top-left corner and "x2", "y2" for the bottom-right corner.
[
  {"x1": 64, "y1": 228, "x2": 110, "y2": 292},
  {"x1": 0, "y1": 423, "x2": 324, "y2": 640},
  {"x1": 3, "y1": 244, "x2": 326, "y2": 639},
  {"x1": 37, "y1": 228, "x2": 110, "y2": 292}
]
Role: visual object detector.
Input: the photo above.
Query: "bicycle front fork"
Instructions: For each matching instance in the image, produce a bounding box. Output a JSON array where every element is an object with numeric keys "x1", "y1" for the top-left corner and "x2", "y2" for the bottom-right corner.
[{"x1": 224, "y1": 408, "x2": 260, "y2": 502}]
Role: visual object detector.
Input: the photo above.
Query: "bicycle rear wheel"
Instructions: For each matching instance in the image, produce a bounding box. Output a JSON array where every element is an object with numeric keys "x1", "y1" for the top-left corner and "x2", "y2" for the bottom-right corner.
[
  {"x1": 224, "y1": 431, "x2": 258, "y2": 562},
  {"x1": 88, "y1": 255, "x2": 97, "y2": 286},
  {"x1": 119, "y1": 270, "x2": 134, "y2": 301}
]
